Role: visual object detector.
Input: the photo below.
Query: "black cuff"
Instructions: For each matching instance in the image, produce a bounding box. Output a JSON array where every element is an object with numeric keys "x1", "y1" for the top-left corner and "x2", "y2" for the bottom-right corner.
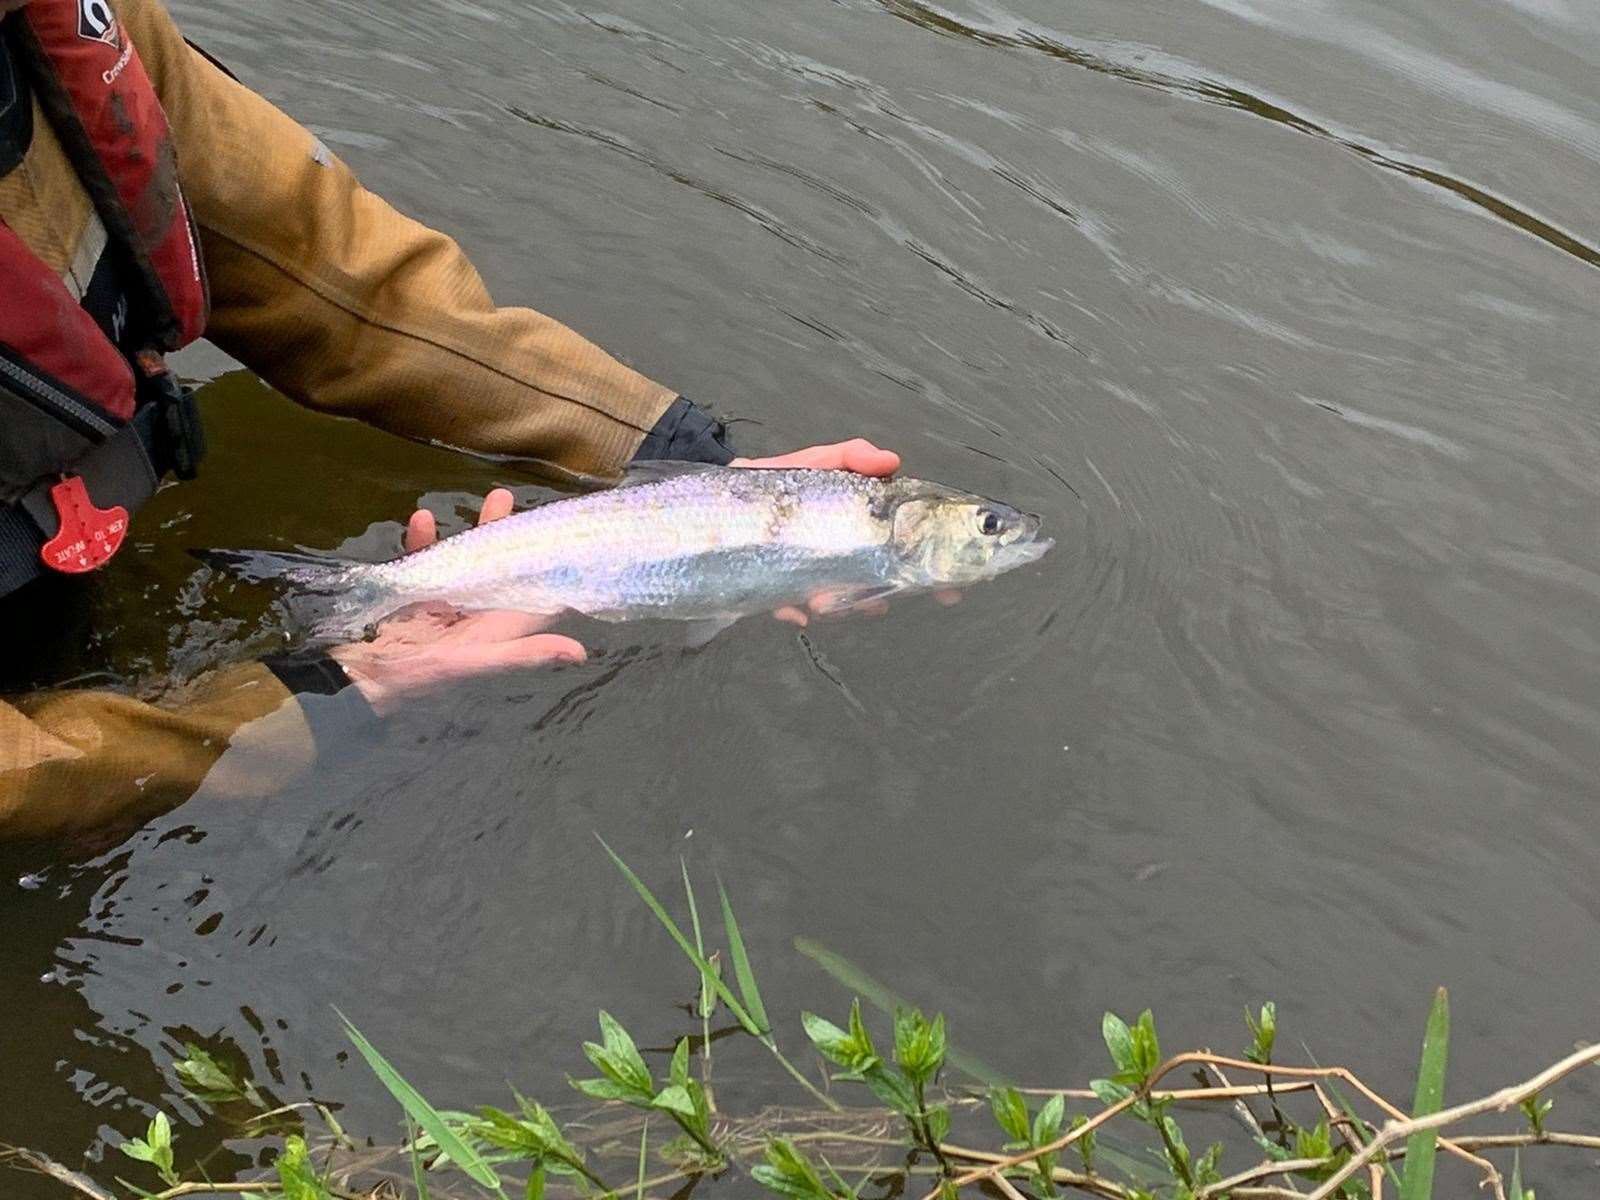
[
  {"x1": 632, "y1": 396, "x2": 737, "y2": 465},
  {"x1": 264, "y1": 652, "x2": 353, "y2": 698}
]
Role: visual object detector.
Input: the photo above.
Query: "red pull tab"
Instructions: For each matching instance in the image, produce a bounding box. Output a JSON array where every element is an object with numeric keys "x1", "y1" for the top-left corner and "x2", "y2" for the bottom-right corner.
[{"x1": 40, "y1": 476, "x2": 129, "y2": 574}]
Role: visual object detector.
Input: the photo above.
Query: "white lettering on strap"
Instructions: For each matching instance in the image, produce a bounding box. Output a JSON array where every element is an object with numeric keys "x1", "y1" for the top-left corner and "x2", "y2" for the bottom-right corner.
[{"x1": 101, "y1": 37, "x2": 135, "y2": 86}]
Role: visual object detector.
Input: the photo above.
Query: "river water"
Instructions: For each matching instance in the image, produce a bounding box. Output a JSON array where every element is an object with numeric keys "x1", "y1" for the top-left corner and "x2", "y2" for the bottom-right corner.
[{"x1": 4, "y1": 0, "x2": 1599, "y2": 1192}]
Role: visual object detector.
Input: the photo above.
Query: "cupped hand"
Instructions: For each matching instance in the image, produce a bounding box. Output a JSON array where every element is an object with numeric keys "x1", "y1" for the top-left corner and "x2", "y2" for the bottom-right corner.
[{"x1": 330, "y1": 489, "x2": 584, "y2": 713}]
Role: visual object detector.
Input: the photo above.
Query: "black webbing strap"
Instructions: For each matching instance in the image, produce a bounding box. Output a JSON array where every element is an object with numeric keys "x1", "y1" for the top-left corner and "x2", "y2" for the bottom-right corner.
[{"x1": 0, "y1": 406, "x2": 161, "y2": 598}]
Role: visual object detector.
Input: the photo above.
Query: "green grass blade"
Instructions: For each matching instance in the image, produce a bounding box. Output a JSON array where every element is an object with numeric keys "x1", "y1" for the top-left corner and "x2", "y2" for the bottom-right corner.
[
  {"x1": 681, "y1": 860, "x2": 714, "y2": 1020},
  {"x1": 338, "y1": 1011, "x2": 506, "y2": 1196},
  {"x1": 635, "y1": 1119, "x2": 649, "y2": 1200},
  {"x1": 718, "y1": 878, "x2": 772, "y2": 1036},
  {"x1": 406, "y1": 1117, "x2": 433, "y2": 1200},
  {"x1": 1398, "y1": 987, "x2": 1450, "y2": 1200},
  {"x1": 598, "y1": 837, "x2": 760, "y2": 1035},
  {"x1": 1509, "y1": 1150, "x2": 1524, "y2": 1200}
]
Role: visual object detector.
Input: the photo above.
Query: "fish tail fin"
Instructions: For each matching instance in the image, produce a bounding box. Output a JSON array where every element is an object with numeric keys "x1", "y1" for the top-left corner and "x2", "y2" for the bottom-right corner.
[
  {"x1": 193, "y1": 548, "x2": 354, "y2": 589},
  {"x1": 194, "y1": 548, "x2": 386, "y2": 642}
]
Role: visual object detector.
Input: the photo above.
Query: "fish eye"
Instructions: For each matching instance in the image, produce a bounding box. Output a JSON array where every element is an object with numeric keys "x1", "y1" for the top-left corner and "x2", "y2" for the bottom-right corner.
[{"x1": 978, "y1": 510, "x2": 1003, "y2": 536}]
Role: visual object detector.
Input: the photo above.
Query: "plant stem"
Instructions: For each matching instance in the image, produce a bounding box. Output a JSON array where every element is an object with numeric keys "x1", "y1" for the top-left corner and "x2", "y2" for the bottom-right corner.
[
  {"x1": 566, "y1": 1154, "x2": 613, "y2": 1194},
  {"x1": 671, "y1": 1115, "x2": 722, "y2": 1163},
  {"x1": 911, "y1": 1079, "x2": 952, "y2": 1176},
  {"x1": 1151, "y1": 1109, "x2": 1195, "y2": 1192},
  {"x1": 766, "y1": 1040, "x2": 843, "y2": 1112}
]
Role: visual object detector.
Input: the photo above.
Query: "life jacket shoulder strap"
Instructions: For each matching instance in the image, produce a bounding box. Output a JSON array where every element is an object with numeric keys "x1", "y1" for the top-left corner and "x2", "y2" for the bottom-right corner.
[{"x1": 11, "y1": 0, "x2": 208, "y2": 349}]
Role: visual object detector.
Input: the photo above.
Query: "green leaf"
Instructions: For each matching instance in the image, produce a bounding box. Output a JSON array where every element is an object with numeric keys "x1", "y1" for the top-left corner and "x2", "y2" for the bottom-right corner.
[
  {"x1": 570, "y1": 1075, "x2": 640, "y2": 1103},
  {"x1": 119, "y1": 1111, "x2": 177, "y2": 1186},
  {"x1": 582, "y1": 1017, "x2": 649, "y2": 1100},
  {"x1": 801, "y1": 1003, "x2": 878, "y2": 1073},
  {"x1": 1090, "y1": 1078, "x2": 1132, "y2": 1107},
  {"x1": 1398, "y1": 987, "x2": 1450, "y2": 1200},
  {"x1": 1102, "y1": 1012, "x2": 1135, "y2": 1073},
  {"x1": 1509, "y1": 1150, "x2": 1524, "y2": 1200},
  {"x1": 989, "y1": 1086, "x2": 1031, "y2": 1142},
  {"x1": 651, "y1": 1085, "x2": 699, "y2": 1121},
  {"x1": 513, "y1": 1095, "x2": 584, "y2": 1166},
  {"x1": 1131, "y1": 1010, "x2": 1162, "y2": 1079},
  {"x1": 175, "y1": 1044, "x2": 262, "y2": 1106},
  {"x1": 1244, "y1": 1003, "x2": 1277, "y2": 1065},
  {"x1": 1034, "y1": 1093, "x2": 1066, "y2": 1146},
  {"x1": 927, "y1": 1105, "x2": 951, "y2": 1146},
  {"x1": 1293, "y1": 1119, "x2": 1333, "y2": 1162},
  {"x1": 671, "y1": 1037, "x2": 691, "y2": 1091},
  {"x1": 599, "y1": 837, "x2": 763, "y2": 1036},
  {"x1": 275, "y1": 1135, "x2": 330, "y2": 1200},
  {"x1": 1069, "y1": 1114, "x2": 1097, "y2": 1173},
  {"x1": 893, "y1": 1008, "x2": 947, "y2": 1085},
  {"x1": 339, "y1": 1011, "x2": 506, "y2": 1195},
  {"x1": 1194, "y1": 1142, "x2": 1224, "y2": 1188},
  {"x1": 753, "y1": 1138, "x2": 836, "y2": 1200},
  {"x1": 861, "y1": 1064, "x2": 918, "y2": 1118},
  {"x1": 718, "y1": 878, "x2": 772, "y2": 1035},
  {"x1": 1521, "y1": 1093, "x2": 1553, "y2": 1136}
]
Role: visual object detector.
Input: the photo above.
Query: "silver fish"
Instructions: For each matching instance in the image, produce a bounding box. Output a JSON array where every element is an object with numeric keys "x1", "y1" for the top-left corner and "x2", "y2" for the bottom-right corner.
[{"x1": 208, "y1": 465, "x2": 1051, "y2": 640}]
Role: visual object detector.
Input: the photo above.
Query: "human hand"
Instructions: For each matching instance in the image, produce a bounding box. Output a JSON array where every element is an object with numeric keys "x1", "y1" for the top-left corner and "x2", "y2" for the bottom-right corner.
[
  {"x1": 731, "y1": 437, "x2": 900, "y2": 477},
  {"x1": 329, "y1": 489, "x2": 584, "y2": 713}
]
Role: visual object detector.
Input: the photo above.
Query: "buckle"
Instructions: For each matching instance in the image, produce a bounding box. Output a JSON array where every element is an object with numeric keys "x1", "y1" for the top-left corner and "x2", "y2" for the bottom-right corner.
[
  {"x1": 40, "y1": 475, "x2": 128, "y2": 574},
  {"x1": 135, "y1": 349, "x2": 207, "y2": 480}
]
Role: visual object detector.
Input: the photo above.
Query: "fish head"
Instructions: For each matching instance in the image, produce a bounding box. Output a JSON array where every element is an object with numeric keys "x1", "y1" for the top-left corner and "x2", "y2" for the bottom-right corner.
[{"x1": 884, "y1": 482, "x2": 1052, "y2": 585}]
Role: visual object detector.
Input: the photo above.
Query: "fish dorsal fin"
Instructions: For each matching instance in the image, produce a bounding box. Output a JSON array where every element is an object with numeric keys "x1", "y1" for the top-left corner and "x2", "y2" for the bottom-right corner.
[{"x1": 613, "y1": 460, "x2": 728, "y2": 489}]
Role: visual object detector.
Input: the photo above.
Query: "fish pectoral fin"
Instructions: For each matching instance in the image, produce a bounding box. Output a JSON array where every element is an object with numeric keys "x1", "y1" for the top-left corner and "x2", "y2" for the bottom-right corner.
[
  {"x1": 684, "y1": 615, "x2": 741, "y2": 648},
  {"x1": 806, "y1": 584, "x2": 905, "y2": 616}
]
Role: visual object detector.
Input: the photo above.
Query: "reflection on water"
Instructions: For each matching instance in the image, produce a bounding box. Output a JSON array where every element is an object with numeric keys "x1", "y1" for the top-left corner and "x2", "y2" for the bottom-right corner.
[{"x1": 5, "y1": 0, "x2": 1600, "y2": 1192}]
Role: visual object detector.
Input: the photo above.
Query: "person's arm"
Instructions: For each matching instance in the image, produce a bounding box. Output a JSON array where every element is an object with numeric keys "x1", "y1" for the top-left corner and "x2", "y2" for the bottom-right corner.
[
  {"x1": 117, "y1": 0, "x2": 704, "y2": 479},
  {"x1": 0, "y1": 662, "x2": 315, "y2": 840}
]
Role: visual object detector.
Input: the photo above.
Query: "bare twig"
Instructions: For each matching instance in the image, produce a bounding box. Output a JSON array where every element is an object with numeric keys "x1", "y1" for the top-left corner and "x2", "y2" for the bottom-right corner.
[
  {"x1": 924, "y1": 1050, "x2": 1510, "y2": 1200},
  {"x1": 939, "y1": 1143, "x2": 1135, "y2": 1200},
  {"x1": 1198, "y1": 1158, "x2": 1329, "y2": 1199},
  {"x1": 1305, "y1": 1043, "x2": 1600, "y2": 1200},
  {"x1": 1008, "y1": 1082, "x2": 1315, "y2": 1102}
]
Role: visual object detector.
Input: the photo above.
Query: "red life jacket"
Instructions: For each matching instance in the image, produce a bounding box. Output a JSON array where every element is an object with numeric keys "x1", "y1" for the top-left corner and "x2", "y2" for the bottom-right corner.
[{"x1": 0, "y1": 0, "x2": 208, "y2": 597}]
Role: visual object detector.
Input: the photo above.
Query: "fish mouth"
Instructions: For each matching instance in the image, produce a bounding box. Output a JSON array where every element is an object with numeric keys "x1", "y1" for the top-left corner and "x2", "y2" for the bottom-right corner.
[{"x1": 1005, "y1": 535, "x2": 1053, "y2": 567}]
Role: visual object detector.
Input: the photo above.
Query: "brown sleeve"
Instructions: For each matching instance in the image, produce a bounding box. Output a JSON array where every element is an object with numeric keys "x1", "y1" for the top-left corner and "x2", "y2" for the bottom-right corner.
[
  {"x1": 118, "y1": 0, "x2": 678, "y2": 481},
  {"x1": 0, "y1": 663, "x2": 315, "y2": 841}
]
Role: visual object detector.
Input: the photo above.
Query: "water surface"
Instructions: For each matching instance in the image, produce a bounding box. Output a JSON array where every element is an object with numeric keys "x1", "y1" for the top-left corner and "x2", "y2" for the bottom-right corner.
[{"x1": 4, "y1": 0, "x2": 1599, "y2": 1191}]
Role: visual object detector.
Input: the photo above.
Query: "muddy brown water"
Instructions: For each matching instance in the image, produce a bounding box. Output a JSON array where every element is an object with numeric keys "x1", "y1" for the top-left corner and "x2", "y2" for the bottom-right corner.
[{"x1": 4, "y1": 0, "x2": 1599, "y2": 1193}]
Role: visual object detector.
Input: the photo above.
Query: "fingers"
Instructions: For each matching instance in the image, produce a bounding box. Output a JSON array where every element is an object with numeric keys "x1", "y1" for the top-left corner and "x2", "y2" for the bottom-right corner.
[
  {"x1": 478, "y1": 488, "x2": 515, "y2": 525},
  {"x1": 773, "y1": 605, "x2": 809, "y2": 627},
  {"x1": 404, "y1": 508, "x2": 438, "y2": 553},
  {"x1": 404, "y1": 488, "x2": 516, "y2": 554},
  {"x1": 434, "y1": 633, "x2": 588, "y2": 673},
  {"x1": 439, "y1": 608, "x2": 560, "y2": 643},
  {"x1": 733, "y1": 438, "x2": 901, "y2": 477}
]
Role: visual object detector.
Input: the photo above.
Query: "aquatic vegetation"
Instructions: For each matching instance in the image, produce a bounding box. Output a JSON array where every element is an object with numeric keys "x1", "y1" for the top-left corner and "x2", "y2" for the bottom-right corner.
[{"x1": 4, "y1": 853, "x2": 1594, "y2": 1200}]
